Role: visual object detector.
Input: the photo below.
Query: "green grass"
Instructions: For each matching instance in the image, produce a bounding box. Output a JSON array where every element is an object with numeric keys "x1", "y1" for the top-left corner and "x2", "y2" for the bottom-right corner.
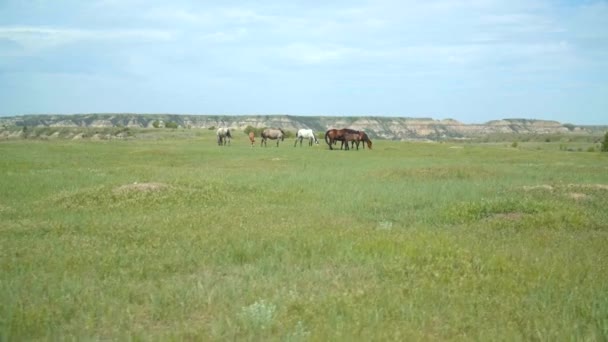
[{"x1": 1, "y1": 130, "x2": 608, "y2": 340}]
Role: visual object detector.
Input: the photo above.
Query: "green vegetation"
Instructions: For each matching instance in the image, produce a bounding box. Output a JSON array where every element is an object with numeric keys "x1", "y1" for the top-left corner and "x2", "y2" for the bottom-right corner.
[
  {"x1": 1, "y1": 130, "x2": 607, "y2": 340},
  {"x1": 602, "y1": 131, "x2": 608, "y2": 152},
  {"x1": 164, "y1": 121, "x2": 178, "y2": 129}
]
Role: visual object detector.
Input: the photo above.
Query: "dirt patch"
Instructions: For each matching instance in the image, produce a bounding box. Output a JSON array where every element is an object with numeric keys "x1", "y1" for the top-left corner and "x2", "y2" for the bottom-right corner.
[
  {"x1": 523, "y1": 185, "x2": 554, "y2": 191},
  {"x1": 568, "y1": 192, "x2": 589, "y2": 201},
  {"x1": 113, "y1": 182, "x2": 170, "y2": 194}
]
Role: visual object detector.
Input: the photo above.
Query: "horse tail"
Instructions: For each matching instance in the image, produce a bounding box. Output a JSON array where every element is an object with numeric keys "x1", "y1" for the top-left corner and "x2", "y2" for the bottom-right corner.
[{"x1": 324, "y1": 130, "x2": 330, "y2": 145}]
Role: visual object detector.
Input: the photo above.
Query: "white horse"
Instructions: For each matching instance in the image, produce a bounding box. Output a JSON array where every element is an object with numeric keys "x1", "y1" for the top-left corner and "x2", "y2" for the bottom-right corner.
[
  {"x1": 216, "y1": 127, "x2": 232, "y2": 146},
  {"x1": 294, "y1": 129, "x2": 319, "y2": 147}
]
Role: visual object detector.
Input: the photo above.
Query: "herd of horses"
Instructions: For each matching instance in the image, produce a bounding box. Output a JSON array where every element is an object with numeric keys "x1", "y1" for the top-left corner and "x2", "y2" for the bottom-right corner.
[{"x1": 216, "y1": 127, "x2": 372, "y2": 150}]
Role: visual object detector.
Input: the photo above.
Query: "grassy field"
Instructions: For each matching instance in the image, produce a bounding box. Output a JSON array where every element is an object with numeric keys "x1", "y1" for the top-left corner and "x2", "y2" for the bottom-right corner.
[{"x1": 1, "y1": 129, "x2": 607, "y2": 340}]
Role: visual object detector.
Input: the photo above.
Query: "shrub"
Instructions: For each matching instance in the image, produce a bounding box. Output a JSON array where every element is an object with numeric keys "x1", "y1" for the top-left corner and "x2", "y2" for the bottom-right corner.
[
  {"x1": 165, "y1": 121, "x2": 178, "y2": 129},
  {"x1": 243, "y1": 125, "x2": 256, "y2": 134},
  {"x1": 511, "y1": 141, "x2": 518, "y2": 148},
  {"x1": 152, "y1": 120, "x2": 160, "y2": 128},
  {"x1": 601, "y1": 132, "x2": 608, "y2": 152},
  {"x1": 208, "y1": 126, "x2": 216, "y2": 130}
]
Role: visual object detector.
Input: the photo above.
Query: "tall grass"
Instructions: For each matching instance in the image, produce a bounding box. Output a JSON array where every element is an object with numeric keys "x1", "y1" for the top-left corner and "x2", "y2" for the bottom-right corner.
[{"x1": 1, "y1": 131, "x2": 607, "y2": 340}]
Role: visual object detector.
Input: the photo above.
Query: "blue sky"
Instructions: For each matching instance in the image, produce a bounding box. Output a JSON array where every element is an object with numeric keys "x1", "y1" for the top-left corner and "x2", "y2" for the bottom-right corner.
[{"x1": 0, "y1": 0, "x2": 606, "y2": 124}]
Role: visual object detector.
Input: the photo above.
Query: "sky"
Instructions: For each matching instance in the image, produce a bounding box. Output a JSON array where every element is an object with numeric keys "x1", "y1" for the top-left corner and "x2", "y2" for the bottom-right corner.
[{"x1": 0, "y1": 0, "x2": 607, "y2": 124}]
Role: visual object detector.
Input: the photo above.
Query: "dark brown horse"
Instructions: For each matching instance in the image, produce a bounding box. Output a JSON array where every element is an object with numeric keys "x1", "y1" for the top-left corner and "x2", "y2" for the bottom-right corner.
[
  {"x1": 325, "y1": 128, "x2": 372, "y2": 150},
  {"x1": 343, "y1": 132, "x2": 362, "y2": 150},
  {"x1": 325, "y1": 128, "x2": 354, "y2": 150},
  {"x1": 356, "y1": 131, "x2": 372, "y2": 150}
]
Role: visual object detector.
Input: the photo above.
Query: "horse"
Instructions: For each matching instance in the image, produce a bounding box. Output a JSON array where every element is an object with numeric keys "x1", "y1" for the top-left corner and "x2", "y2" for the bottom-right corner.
[
  {"x1": 325, "y1": 128, "x2": 372, "y2": 150},
  {"x1": 343, "y1": 130, "x2": 372, "y2": 150},
  {"x1": 294, "y1": 129, "x2": 319, "y2": 147},
  {"x1": 343, "y1": 132, "x2": 362, "y2": 150},
  {"x1": 352, "y1": 131, "x2": 372, "y2": 150},
  {"x1": 248, "y1": 131, "x2": 255, "y2": 147},
  {"x1": 324, "y1": 128, "x2": 359, "y2": 150},
  {"x1": 260, "y1": 128, "x2": 285, "y2": 147},
  {"x1": 216, "y1": 127, "x2": 232, "y2": 146}
]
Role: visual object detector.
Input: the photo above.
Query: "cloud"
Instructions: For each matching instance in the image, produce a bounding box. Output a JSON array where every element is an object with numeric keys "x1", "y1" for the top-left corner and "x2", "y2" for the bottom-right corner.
[
  {"x1": 0, "y1": 26, "x2": 174, "y2": 54},
  {"x1": 1, "y1": 0, "x2": 607, "y2": 123}
]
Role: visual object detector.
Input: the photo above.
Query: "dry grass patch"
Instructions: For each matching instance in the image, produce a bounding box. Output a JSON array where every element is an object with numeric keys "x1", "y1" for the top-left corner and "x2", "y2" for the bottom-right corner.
[
  {"x1": 523, "y1": 184, "x2": 554, "y2": 191},
  {"x1": 113, "y1": 182, "x2": 170, "y2": 194},
  {"x1": 568, "y1": 193, "x2": 589, "y2": 201}
]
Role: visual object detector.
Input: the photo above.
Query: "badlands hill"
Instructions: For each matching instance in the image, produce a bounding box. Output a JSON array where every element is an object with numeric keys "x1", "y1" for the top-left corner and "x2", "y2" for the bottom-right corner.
[{"x1": 0, "y1": 114, "x2": 605, "y2": 140}]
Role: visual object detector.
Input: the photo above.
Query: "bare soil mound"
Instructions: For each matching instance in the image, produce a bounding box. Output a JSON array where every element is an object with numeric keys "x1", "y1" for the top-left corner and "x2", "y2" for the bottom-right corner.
[{"x1": 113, "y1": 182, "x2": 170, "y2": 194}]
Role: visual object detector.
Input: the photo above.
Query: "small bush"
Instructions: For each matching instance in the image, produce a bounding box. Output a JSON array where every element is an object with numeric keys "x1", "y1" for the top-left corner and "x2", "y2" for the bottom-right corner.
[
  {"x1": 165, "y1": 121, "x2": 178, "y2": 129},
  {"x1": 243, "y1": 125, "x2": 256, "y2": 134},
  {"x1": 208, "y1": 126, "x2": 216, "y2": 130},
  {"x1": 601, "y1": 132, "x2": 608, "y2": 152},
  {"x1": 511, "y1": 141, "x2": 518, "y2": 148}
]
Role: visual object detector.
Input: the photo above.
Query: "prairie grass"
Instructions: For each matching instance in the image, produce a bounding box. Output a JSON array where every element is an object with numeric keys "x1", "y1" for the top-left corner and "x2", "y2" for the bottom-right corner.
[{"x1": 1, "y1": 130, "x2": 607, "y2": 340}]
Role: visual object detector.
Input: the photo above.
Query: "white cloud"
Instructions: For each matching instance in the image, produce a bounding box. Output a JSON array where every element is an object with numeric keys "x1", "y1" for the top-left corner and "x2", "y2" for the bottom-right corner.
[{"x1": 0, "y1": 26, "x2": 174, "y2": 52}]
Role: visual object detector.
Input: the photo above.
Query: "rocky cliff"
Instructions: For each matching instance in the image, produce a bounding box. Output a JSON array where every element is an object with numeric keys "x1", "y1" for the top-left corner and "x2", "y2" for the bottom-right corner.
[{"x1": 0, "y1": 114, "x2": 605, "y2": 140}]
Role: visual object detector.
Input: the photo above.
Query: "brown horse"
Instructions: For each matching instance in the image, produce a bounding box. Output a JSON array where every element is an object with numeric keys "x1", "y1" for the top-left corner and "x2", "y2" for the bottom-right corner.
[
  {"x1": 356, "y1": 131, "x2": 372, "y2": 150},
  {"x1": 325, "y1": 128, "x2": 372, "y2": 150},
  {"x1": 343, "y1": 132, "x2": 361, "y2": 150},
  {"x1": 325, "y1": 128, "x2": 353, "y2": 150},
  {"x1": 248, "y1": 131, "x2": 255, "y2": 147}
]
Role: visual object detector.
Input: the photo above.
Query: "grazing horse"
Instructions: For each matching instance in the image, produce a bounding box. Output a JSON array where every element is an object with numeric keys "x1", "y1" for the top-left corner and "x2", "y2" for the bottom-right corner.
[
  {"x1": 354, "y1": 131, "x2": 372, "y2": 150},
  {"x1": 343, "y1": 132, "x2": 362, "y2": 150},
  {"x1": 324, "y1": 128, "x2": 358, "y2": 150},
  {"x1": 260, "y1": 128, "x2": 285, "y2": 147},
  {"x1": 216, "y1": 127, "x2": 232, "y2": 146},
  {"x1": 248, "y1": 131, "x2": 255, "y2": 147},
  {"x1": 325, "y1": 128, "x2": 372, "y2": 150},
  {"x1": 294, "y1": 129, "x2": 319, "y2": 147},
  {"x1": 342, "y1": 130, "x2": 372, "y2": 150}
]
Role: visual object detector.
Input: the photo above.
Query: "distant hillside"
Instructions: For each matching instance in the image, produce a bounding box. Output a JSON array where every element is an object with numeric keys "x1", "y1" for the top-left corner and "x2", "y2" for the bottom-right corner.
[{"x1": 1, "y1": 114, "x2": 606, "y2": 141}]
